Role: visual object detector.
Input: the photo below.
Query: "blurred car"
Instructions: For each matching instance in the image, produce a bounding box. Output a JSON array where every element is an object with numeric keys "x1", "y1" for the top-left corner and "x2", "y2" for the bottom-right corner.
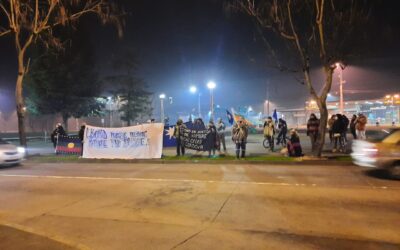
[
  {"x1": 351, "y1": 128, "x2": 400, "y2": 177},
  {"x1": 0, "y1": 138, "x2": 25, "y2": 166}
]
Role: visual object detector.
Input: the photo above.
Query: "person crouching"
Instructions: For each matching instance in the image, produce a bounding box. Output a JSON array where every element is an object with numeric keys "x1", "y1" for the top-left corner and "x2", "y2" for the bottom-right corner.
[{"x1": 287, "y1": 129, "x2": 303, "y2": 157}]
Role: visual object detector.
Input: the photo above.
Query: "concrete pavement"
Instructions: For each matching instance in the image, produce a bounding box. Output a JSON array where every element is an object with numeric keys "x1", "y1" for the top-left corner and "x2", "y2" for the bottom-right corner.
[{"x1": 0, "y1": 162, "x2": 399, "y2": 249}]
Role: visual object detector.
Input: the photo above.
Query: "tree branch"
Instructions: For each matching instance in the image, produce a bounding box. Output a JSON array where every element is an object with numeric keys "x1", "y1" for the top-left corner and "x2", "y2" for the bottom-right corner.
[
  {"x1": 315, "y1": 0, "x2": 327, "y2": 60},
  {"x1": 0, "y1": 3, "x2": 11, "y2": 24},
  {"x1": 0, "y1": 28, "x2": 11, "y2": 37}
]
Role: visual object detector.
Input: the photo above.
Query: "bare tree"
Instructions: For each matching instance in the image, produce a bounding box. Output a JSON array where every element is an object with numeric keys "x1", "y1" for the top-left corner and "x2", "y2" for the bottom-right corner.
[
  {"x1": 0, "y1": 0, "x2": 123, "y2": 147},
  {"x1": 229, "y1": 0, "x2": 374, "y2": 156}
]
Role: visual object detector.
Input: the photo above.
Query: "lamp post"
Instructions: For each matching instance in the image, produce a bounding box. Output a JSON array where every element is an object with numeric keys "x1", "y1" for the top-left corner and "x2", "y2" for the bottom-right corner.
[
  {"x1": 159, "y1": 94, "x2": 166, "y2": 124},
  {"x1": 107, "y1": 96, "x2": 112, "y2": 127},
  {"x1": 189, "y1": 86, "x2": 201, "y2": 118},
  {"x1": 335, "y1": 63, "x2": 346, "y2": 114},
  {"x1": 207, "y1": 81, "x2": 216, "y2": 121}
]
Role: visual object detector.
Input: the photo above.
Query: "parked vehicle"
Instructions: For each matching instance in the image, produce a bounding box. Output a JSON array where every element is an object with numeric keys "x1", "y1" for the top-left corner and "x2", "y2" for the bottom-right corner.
[
  {"x1": 351, "y1": 129, "x2": 400, "y2": 178},
  {"x1": 0, "y1": 138, "x2": 25, "y2": 166}
]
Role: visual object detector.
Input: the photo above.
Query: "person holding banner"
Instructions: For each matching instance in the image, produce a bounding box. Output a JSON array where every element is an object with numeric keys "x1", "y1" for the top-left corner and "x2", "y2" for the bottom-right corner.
[
  {"x1": 208, "y1": 121, "x2": 219, "y2": 158},
  {"x1": 78, "y1": 123, "x2": 86, "y2": 156},
  {"x1": 232, "y1": 119, "x2": 249, "y2": 159},
  {"x1": 174, "y1": 119, "x2": 186, "y2": 156}
]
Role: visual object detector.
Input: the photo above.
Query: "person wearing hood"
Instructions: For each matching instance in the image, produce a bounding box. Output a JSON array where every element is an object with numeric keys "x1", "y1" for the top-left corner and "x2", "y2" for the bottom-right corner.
[
  {"x1": 263, "y1": 117, "x2": 275, "y2": 152},
  {"x1": 287, "y1": 129, "x2": 303, "y2": 157},
  {"x1": 174, "y1": 119, "x2": 186, "y2": 156},
  {"x1": 349, "y1": 114, "x2": 357, "y2": 139},
  {"x1": 306, "y1": 113, "x2": 320, "y2": 152},
  {"x1": 355, "y1": 113, "x2": 368, "y2": 140},
  {"x1": 51, "y1": 123, "x2": 66, "y2": 148},
  {"x1": 207, "y1": 120, "x2": 219, "y2": 158},
  {"x1": 232, "y1": 119, "x2": 249, "y2": 159}
]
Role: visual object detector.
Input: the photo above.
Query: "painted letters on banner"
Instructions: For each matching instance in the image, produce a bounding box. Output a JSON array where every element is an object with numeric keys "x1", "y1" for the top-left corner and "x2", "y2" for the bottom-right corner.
[
  {"x1": 83, "y1": 124, "x2": 164, "y2": 159},
  {"x1": 180, "y1": 127, "x2": 212, "y2": 151}
]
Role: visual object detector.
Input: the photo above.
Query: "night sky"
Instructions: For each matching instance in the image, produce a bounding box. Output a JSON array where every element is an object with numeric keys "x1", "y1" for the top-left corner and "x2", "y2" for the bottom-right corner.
[{"x1": 1, "y1": 0, "x2": 400, "y2": 118}]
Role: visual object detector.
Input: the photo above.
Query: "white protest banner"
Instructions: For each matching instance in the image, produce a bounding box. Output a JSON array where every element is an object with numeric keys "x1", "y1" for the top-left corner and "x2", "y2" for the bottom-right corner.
[{"x1": 83, "y1": 123, "x2": 164, "y2": 159}]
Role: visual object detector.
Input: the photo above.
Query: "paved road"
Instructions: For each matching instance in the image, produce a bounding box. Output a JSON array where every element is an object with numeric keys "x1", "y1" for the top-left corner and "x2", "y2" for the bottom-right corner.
[{"x1": 0, "y1": 162, "x2": 399, "y2": 250}]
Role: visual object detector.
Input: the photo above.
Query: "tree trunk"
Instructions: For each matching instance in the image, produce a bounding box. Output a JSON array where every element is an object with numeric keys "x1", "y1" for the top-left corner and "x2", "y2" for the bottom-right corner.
[
  {"x1": 315, "y1": 101, "x2": 328, "y2": 157},
  {"x1": 16, "y1": 52, "x2": 27, "y2": 147},
  {"x1": 314, "y1": 67, "x2": 334, "y2": 157}
]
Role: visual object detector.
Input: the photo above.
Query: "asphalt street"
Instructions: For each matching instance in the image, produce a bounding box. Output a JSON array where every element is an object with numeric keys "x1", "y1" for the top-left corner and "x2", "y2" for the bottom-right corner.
[{"x1": 0, "y1": 162, "x2": 399, "y2": 250}]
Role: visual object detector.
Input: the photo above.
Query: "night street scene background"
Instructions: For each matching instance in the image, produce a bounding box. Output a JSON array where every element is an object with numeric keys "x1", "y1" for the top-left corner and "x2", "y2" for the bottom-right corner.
[{"x1": 0, "y1": 1, "x2": 400, "y2": 249}]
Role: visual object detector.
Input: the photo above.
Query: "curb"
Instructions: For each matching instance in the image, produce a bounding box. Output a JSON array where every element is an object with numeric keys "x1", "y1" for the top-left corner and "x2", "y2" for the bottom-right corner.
[{"x1": 25, "y1": 157, "x2": 354, "y2": 166}]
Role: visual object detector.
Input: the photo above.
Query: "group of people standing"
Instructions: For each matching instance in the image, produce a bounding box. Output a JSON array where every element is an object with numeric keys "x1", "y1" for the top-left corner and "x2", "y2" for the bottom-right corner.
[
  {"x1": 174, "y1": 118, "x2": 229, "y2": 158},
  {"x1": 263, "y1": 117, "x2": 303, "y2": 157},
  {"x1": 308, "y1": 112, "x2": 368, "y2": 153}
]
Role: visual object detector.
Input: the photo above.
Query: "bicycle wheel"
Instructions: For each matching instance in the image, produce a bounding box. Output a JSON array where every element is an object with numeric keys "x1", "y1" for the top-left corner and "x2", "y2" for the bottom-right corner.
[{"x1": 263, "y1": 138, "x2": 270, "y2": 149}]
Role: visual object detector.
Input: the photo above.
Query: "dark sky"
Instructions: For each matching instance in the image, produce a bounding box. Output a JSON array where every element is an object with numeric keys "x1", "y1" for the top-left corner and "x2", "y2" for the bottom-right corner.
[{"x1": 1, "y1": 0, "x2": 400, "y2": 118}]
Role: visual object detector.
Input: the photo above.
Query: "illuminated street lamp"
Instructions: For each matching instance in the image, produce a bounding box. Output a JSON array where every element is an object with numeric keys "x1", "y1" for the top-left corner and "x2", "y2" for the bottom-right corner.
[
  {"x1": 107, "y1": 96, "x2": 113, "y2": 127},
  {"x1": 335, "y1": 62, "x2": 346, "y2": 114},
  {"x1": 159, "y1": 93, "x2": 166, "y2": 124},
  {"x1": 189, "y1": 85, "x2": 201, "y2": 118},
  {"x1": 207, "y1": 81, "x2": 216, "y2": 120}
]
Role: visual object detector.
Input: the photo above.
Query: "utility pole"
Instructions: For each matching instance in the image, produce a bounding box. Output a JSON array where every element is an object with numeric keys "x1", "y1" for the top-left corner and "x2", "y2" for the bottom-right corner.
[{"x1": 337, "y1": 63, "x2": 346, "y2": 114}]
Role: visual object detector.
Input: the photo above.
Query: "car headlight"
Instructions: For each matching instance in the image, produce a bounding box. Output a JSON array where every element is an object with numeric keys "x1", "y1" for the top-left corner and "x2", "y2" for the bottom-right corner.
[{"x1": 17, "y1": 147, "x2": 26, "y2": 154}]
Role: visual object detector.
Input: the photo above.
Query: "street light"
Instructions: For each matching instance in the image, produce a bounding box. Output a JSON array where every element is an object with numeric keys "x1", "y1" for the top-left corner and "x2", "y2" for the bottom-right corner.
[
  {"x1": 159, "y1": 94, "x2": 166, "y2": 124},
  {"x1": 107, "y1": 96, "x2": 113, "y2": 127},
  {"x1": 189, "y1": 85, "x2": 201, "y2": 118},
  {"x1": 207, "y1": 81, "x2": 216, "y2": 120},
  {"x1": 335, "y1": 62, "x2": 346, "y2": 114}
]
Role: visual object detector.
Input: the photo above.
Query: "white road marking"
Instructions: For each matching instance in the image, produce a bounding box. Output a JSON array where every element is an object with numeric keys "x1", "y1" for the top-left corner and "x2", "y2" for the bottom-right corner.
[
  {"x1": 0, "y1": 174, "x2": 313, "y2": 187},
  {"x1": 0, "y1": 174, "x2": 395, "y2": 189}
]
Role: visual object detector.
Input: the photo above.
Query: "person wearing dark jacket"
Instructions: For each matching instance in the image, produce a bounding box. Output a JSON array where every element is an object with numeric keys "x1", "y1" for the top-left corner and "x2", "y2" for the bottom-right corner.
[
  {"x1": 342, "y1": 114, "x2": 350, "y2": 143},
  {"x1": 276, "y1": 118, "x2": 288, "y2": 146},
  {"x1": 306, "y1": 113, "x2": 320, "y2": 152},
  {"x1": 350, "y1": 114, "x2": 357, "y2": 139},
  {"x1": 287, "y1": 129, "x2": 303, "y2": 157},
  {"x1": 207, "y1": 121, "x2": 219, "y2": 157},
  {"x1": 51, "y1": 123, "x2": 66, "y2": 148},
  {"x1": 78, "y1": 124, "x2": 86, "y2": 156},
  {"x1": 332, "y1": 114, "x2": 345, "y2": 152},
  {"x1": 174, "y1": 119, "x2": 186, "y2": 156}
]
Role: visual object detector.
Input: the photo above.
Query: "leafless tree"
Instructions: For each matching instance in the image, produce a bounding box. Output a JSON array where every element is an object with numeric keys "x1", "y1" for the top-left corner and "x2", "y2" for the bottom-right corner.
[
  {"x1": 228, "y1": 0, "x2": 373, "y2": 156},
  {"x1": 0, "y1": 0, "x2": 123, "y2": 147}
]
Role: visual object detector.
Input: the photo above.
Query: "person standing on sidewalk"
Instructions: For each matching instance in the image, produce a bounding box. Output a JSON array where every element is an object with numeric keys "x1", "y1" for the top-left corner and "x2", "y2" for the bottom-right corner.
[
  {"x1": 263, "y1": 117, "x2": 275, "y2": 152},
  {"x1": 51, "y1": 123, "x2": 66, "y2": 149},
  {"x1": 232, "y1": 119, "x2": 248, "y2": 159},
  {"x1": 78, "y1": 123, "x2": 86, "y2": 156},
  {"x1": 342, "y1": 114, "x2": 350, "y2": 144},
  {"x1": 207, "y1": 120, "x2": 219, "y2": 158},
  {"x1": 327, "y1": 115, "x2": 335, "y2": 144},
  {"x1": 350, "y1": 114, "x2": 357, "y2": 139},
  {"x1": 355, "y1": 113, "x2": 368, "y2": 140},
  {"x1": 174, "y1": 119, "x2": 186, "y2": 156},
  {"x1": 216, "y1": 118, "x2": 226, "y2": 153},
  {"x1": 307, "y1": 113, "x2": 320, "y2": 153},
  {"x1": 276, "y1": 118, "x2": 288, "y2": 146},
  {"x1": 331, "y1": 114, "x2": 345, "y2": 153}
]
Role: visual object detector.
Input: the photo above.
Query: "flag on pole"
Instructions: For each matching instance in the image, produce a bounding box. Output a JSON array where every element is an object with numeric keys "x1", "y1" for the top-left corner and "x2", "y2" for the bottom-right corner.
[
  {"x1": 272, "y1": 109, "x2": 278, "y2": 122},
  {"x1": 226, "y1": 110, "x2": 234, "y2": 125}
]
